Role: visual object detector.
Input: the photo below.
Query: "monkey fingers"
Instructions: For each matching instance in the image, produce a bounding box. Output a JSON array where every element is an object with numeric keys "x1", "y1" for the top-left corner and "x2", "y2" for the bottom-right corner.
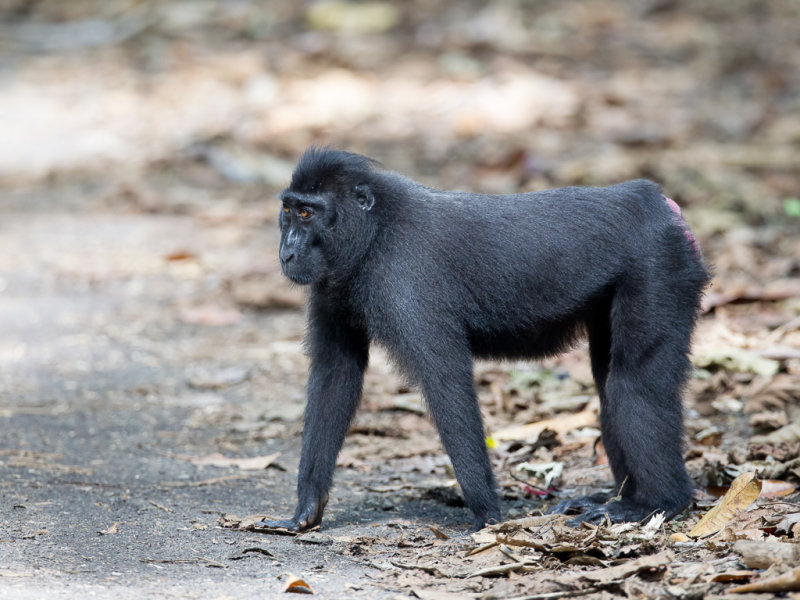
[
  {"x1": 255, "y1": 496, "x2": 326, "y2": 532},
  {"x1": 254, "y1": 517, "x2": 305, "y2": 532}
]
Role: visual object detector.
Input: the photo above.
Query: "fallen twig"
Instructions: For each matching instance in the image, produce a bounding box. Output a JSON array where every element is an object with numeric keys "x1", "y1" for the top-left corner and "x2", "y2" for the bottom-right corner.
[
  {"x1": 389, "y1": 560, "x2": 450, "y2": 578},
  {"x1": 468, "y1": 561, "x2": 538, "y2": 578},
  {"x1": 140, "y1": 556, "x2": 227, "y2": 569}
]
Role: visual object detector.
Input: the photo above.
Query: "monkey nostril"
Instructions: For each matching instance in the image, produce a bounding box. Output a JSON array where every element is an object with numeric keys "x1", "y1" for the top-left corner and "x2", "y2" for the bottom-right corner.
[{"x1": 280, "y1": 248, "x2": 295, "y2": 263}]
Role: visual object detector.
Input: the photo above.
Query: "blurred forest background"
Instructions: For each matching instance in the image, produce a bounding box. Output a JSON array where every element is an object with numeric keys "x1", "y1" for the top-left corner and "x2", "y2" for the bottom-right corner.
[
  {"x1": 1, "y1": 1, "x2": 800, "y2": 598},
  {"x1": 2, "y1": 0, "x2": 800, "y2": 299}
]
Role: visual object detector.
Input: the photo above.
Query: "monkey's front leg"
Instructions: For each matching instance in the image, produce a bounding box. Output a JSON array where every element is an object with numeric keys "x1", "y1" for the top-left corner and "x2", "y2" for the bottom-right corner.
[
  {"x1": 421, "y1": 351, "x2": 501, "y2": 530},
  {"x1": 257, "y1": 317, "x2": 368, "y2": 532}
]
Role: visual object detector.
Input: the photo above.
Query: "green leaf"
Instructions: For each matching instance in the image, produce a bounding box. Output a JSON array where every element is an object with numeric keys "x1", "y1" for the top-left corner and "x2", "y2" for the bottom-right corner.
[
  {"x1": 784, "y1": 197, "x2": 800, "y2": 218},
  {"x1": 692, "y1": 347, "x2": 780, "y2": 377},
  {"x1": 307, "y1": 2, "x2": 399, "y2": 33}
]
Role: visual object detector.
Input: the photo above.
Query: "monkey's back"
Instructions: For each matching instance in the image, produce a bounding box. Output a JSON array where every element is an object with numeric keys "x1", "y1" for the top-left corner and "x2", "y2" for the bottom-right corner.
[{"x1": 368, "y1": 179, "x2": 706, "y2": 360}]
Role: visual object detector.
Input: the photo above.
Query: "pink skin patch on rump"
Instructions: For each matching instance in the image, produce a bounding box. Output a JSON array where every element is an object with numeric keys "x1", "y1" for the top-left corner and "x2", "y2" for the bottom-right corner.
[
  {"x1": 664, "y1": 195, "x2": 700, "y2": 255},
  {"x1": 664, "y1": 196, "x2": 681, "y2": 216}
]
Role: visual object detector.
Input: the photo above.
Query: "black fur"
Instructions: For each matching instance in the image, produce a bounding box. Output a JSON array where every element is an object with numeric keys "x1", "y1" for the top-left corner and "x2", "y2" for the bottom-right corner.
[{"x1": 259, "y1": 147, "x2": 710, "y2": 531}]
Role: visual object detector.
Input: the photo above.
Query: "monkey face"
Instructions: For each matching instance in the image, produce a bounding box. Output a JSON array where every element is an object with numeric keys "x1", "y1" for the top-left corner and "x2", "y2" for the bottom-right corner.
[
  {"x1": 278, "y1": 198, "x2": 326, "y2": 285},
  {"x1": 277, "y1": 148, "x2": 380, "y2": 288}
]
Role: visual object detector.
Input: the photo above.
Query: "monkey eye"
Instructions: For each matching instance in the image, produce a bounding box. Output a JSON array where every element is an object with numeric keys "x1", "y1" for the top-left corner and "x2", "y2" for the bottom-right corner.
[
  {"x1": 298, "y1": 207, "x2": 312, "y2": 219},
  {"x1": 282, "y1": 205, "x2": 290, "y2": 214}
]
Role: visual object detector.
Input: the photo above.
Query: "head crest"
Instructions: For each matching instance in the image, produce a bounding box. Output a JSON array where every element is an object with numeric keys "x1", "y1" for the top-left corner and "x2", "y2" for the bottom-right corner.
[{"x1": 289, "y1": 147, "x2": 380, "y2": 193}]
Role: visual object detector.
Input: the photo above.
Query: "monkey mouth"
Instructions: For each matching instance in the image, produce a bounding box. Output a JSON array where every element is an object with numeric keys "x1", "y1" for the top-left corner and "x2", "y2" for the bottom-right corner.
[{"x1": 281, "y1": 266, "x2": 314, "y2": 286}]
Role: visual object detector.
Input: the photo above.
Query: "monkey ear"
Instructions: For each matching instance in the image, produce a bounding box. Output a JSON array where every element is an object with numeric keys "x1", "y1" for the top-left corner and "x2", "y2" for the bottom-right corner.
[{"x1": 354, "y1": 184, "x2": 375, "y2": 212}]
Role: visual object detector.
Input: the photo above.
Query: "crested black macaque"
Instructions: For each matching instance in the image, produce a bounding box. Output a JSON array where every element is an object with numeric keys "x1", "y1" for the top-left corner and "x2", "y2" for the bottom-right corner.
[{"x1": 258, "y1": 147, "x2": 709, "y2": 532}]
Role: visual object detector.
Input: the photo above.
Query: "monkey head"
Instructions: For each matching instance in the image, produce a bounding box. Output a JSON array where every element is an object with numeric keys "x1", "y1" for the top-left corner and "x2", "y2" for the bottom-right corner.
[{"x1": 278, "y1": 148, "x2": 378, "y2": 286}]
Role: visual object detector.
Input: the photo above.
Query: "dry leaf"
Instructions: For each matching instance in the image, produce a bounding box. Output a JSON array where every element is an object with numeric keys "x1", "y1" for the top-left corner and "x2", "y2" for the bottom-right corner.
[
  {"x1": 670, "y1": 532, "x2": 691, "y2": 543},
  {"x1": 776, "y1": 512, "x2": 800, "y2": 535},
  {"x1": 492, "y1": 401, "x2": 598, "y2": 441},
  {"x1": 688, "y1": 472, "x2": 761, "y2": 538},
  {"x1": 581, "y1": 550, "x2": 673, "y2": 583},
  {"x1": 516, "y1": 461, "x2": 563, "y2": 487},
  {"x1": 751, "y1": 421, "x2": 800, "y2": 445},
  {"x1": 712, "y1": 506, "x2": 773, "y2": 543},
  {"x1": 702, "y1": 280, "x2": 800, "y2": 311},
  {"x1": 190, "y1": 452, "x2": 281, "y2": 470},
  {"x1": 749, "y1": 442, "x2": 800, "y2": 462},
  {"x1": 428, "y1": 525, "x2": 449, "y2": 540},
  {"x1": 730, "y1": 566, "x2": 800, "y2": 593},
  {"x1": 745, "y1": 374, "x2": 799, "y2": 412},
  {"x1": 749, "y1": 411, "x2": 789, "y2": 431},
  {"x1": 486, "y1": 514, "x2": 563, "y2": 533},
  {"x1": 692, "y1": 347, "x2": 779, "y2": 376},
  {"x1": 640, "y1": 512, "x2": 666, "y2": 537},
  {"x1": 164, "y1": 250, "x2": 197, "y2": 261},
  {"x1": 98, "y1": 522, "x2": 119, "y2": 535},
  {"x1": 283, "y1": 574, "x2": 314, "y2": 594},
  {"x1": 711, "y1": 570, "x2": 756, "y2": 582},
  {"x1": 759, "y1": 479, "x2": 797, "y2": 498},
  {"x1": 734, "y1": 540, "x2": 800, "y2": 569},
  {"x1": 470, "y1": 530, "x2": 496, "y2": 545}
]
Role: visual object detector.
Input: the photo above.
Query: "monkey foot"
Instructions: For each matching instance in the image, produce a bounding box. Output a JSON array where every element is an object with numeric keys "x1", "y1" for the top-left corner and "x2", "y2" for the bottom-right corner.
[
  {"x1": 548, "y1": 494, "x2": 665, "y2": 526},
  {"x1": 547, "y1": 492, "x2": 609, "y2": 516},
  {"x1": 471, "y1": 514, "x2": 501, "y2": 532}
]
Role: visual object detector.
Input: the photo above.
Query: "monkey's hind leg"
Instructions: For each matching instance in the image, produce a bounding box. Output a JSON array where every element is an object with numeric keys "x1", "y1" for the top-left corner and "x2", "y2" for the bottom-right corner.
[
  {"x1": 550, "y1": 279, "x2": 696, "y2": 525},
  {"x1": 548, "y1": 313, "x2": 630, "y2": 521},
  {"x1": 583, "y1": 281, "x2": 695, "y2": 524}
]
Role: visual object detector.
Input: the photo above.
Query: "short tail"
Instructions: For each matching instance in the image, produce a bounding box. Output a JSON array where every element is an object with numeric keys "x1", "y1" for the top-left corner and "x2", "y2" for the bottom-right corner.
[{"x1": 664, "y1": 196, "x2": 700, "y2": 257}]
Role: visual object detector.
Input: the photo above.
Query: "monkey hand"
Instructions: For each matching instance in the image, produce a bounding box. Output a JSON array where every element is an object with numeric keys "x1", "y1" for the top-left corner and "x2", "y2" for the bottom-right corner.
[{"x1": 255, "y1": 493, "x2": 328, "y2": 532}]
